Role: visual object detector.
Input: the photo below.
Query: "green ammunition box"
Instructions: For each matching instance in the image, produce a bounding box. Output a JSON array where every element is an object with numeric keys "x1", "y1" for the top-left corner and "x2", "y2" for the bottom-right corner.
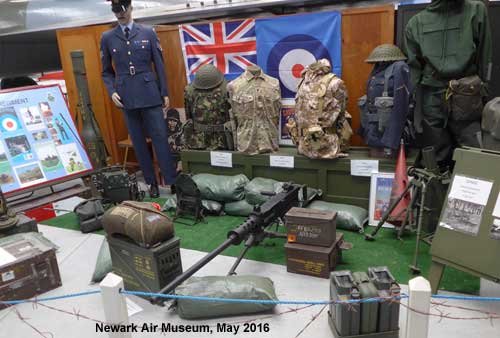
[
  {"x1": 352, "y1": 272, "x2": 379, "y2": 335},
  {"x1": 285, "y1": 207, "x2": 336, "y2": 247},
  {"x1": 330, "y1": 270, "x2": 361, "y2": 336},
  {"x1": 107, "y1": 235, "x2": 182, "y2": 293},
  {"x1": 368, "y1": 267, "x2": 400, "y2": 333},
  {"x1": 285, "y1": 233, "x2": 343, "y2": 278}
]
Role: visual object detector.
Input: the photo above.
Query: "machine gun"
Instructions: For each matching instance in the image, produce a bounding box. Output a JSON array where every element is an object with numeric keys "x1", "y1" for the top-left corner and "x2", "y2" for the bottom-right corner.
[{"x1": 151, "y1": 183, "x2": 305, "y2": 305}]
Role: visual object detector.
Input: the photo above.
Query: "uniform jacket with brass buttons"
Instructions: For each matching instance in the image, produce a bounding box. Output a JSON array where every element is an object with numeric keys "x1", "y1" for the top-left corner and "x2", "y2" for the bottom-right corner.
[{"x1": 100, "y1": 23, "x2": 168, "y2": 110}]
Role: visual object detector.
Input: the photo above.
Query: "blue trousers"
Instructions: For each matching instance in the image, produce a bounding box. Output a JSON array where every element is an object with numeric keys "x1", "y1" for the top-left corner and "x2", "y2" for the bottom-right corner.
[{"x1": 123, "y1": 105, "x2": 176, "y2": 185}]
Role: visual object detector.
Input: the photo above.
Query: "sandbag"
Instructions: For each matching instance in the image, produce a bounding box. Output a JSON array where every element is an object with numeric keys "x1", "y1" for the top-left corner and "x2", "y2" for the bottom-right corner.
[
  {"x1": 307, "y1": 200, "x2": 367, "y2": 233},
  {"x1": 162, "y1": 194, "x2": 223, "y2": 215},
  {"x1": 91, "y1": 238, "x2": 112, "y2": 283},
  {"x1": 224, "y1": 199, "x2": 255, "y2": 216},
  {"x1": 175, "y1": 275, "x2": 278, "y2": 319},
  {"x1": 192, "y1": 174, "x2": 249, "y2": 202},
  {"x1": 245, "y1": 178, "x2": 285, "y2": 205},
  {"x1": 102, "y1": 201, "x2": 174, "y2": 247}
]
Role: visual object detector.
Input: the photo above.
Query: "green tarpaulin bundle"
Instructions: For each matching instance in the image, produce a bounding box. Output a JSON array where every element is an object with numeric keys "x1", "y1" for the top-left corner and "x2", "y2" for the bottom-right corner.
[
  {"x1": 244, "y1": 177, "x2": 284, "y2": 205},
  {"x1": 175, "y1": 275, "x2": 278, "y2": 319},
  {"x1": 192, "y1": 174, "x2": 249, "y2": 202},
  {"x1": 307, "y1": 200, "x2": 368, "y2": 233},
  {"x1": 162, "y1": 194, "x2": 223, "y2": 215},
  {"x1": 223, "y1": 199, "x2": 255, "y2": 216}
]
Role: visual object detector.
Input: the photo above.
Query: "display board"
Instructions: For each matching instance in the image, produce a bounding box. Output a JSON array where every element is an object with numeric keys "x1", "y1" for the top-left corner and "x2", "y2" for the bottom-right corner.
[
  {"x1": 429, "y1": 148, "x2": 500, "y2": 292},
  {"x1": 0, "y1": 85, "x2": 93, "y2": 195}
]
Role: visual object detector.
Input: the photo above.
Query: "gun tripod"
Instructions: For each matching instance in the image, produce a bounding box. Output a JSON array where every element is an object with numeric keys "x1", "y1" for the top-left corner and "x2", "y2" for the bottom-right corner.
[{"x1": 365, "y1": 167, "x2": 437, "y2": 274}]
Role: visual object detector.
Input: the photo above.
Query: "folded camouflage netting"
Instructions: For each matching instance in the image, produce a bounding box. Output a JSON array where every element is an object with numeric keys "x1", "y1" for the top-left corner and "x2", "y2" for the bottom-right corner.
[
  {"x1": 192, "y1": 174, "x2": 249, "y2": 202},
  {"x1": 175, "y1": 275, "x2": 278, "y2": 319},
  {"x1": 307, "y1": 200, "x2": 368, "y2": 233}
]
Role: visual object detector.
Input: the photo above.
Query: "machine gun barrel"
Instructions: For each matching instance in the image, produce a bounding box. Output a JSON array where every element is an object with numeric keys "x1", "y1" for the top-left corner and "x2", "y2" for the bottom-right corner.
[{"x1": 151, "y1": 183, "x2": 304, "y2": 305}]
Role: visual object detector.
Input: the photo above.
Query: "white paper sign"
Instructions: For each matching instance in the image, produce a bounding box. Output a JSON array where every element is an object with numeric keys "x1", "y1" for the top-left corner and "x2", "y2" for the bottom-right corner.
[
  {"x1": 448, "y1": 175, "x2": 493, "y2": 206},
  {"x1": 0, "y1": 248, "x2": 16, "y2": 267},
  {"x1": 351, "y1": 160, "x2": 379, "y2": 177},
  {"x1": 270, "y1": 155, "x2": 294, "y2": 169},
  {"x1": 210, "y1": 151, "x2": 232, "y2": 168},
  {"x1": 493, "y1": 192, "x2": 500, "y2": 218}
]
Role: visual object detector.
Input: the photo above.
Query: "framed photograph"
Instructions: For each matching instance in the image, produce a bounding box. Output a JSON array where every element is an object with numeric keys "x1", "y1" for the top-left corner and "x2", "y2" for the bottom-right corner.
[
  {"x1": 369, "y1": 172, "x2": 395, "y2": 227},
  {"x1": 279, "y1": 99, "x2": 295, "y2": 146}
]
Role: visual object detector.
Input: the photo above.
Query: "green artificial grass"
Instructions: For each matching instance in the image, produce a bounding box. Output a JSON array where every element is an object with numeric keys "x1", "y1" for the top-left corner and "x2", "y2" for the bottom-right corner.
[{"x1": 42, "y1": 199, "x2": 479, "y2": 294}]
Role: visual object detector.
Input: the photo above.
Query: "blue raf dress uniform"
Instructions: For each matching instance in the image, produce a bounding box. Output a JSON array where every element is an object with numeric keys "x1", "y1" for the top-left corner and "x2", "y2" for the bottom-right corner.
[{"x1": 100, "y1": 22, "x2": 176, "y2": 186}]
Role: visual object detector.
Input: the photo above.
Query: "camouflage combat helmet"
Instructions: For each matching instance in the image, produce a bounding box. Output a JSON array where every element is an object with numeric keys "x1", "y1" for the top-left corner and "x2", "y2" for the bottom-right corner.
[
  {"x1": 365, "y1": 44, "x2": 407, "y2": 63},
  {"x1": 192, "y1": 64, "x2": 224, "y2": 90}
]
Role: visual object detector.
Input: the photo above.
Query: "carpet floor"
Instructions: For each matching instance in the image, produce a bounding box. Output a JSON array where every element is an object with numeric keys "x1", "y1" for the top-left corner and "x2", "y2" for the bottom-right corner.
[{"x1": 41, "y1": 198, "x2": 479, "y2": 294}]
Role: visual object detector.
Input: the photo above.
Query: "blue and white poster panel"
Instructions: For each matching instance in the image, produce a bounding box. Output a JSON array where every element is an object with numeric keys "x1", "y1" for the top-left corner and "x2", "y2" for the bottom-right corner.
[{"x1": 0, "y1": 85, "x2": 93, "y2": 194}]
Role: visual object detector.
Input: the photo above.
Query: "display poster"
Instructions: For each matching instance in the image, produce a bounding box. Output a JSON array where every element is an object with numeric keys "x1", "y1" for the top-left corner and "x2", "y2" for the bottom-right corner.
[
  {"x1": 439, "y1": 175, "x2": 493, "y2": 236},
  {"x1": 0, "y1": 85, "x2": 93, "y2": 194},
  {"x1": 490, "y1": 218, "x2": 500, "y2": 241},
  {"x1": 351, "y1": 160, "x2": 379, "y2": 177},
  {"x1": 369, "y1": 172, "x2": 395, "y2": 226},
  {"x1": 279, "y1": 99, "x2": 295, "y2": 146},
  {"x1": 210, "y1": 151, "x2": 233, "y2": 168},
  {"x1": 493, "y1": 192, "x2": 500, "y2": 218}
]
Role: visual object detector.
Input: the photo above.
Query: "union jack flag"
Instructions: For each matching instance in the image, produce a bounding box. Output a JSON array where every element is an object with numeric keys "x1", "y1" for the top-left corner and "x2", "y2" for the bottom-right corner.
[{"x1": 179, "y1": 19, "x2": 257, "y2": 82}]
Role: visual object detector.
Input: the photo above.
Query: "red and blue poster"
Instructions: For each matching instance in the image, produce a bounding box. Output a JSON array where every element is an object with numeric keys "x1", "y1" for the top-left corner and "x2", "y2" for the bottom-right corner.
[
  {"x1": 179, "y1": 12, "x2": 342, "y2": 99},
  {"x1": 179, "y1": 19, "x2": 257, "y2": 82},
  {"x1": 255, "y1": 11, "x2": 342, "y2": 98}
]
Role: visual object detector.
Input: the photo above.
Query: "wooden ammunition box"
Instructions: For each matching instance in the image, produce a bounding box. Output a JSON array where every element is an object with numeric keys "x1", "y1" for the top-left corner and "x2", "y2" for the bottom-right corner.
[
  {"x1": 285, "y1": 207, "x2": 337, "y2": 247},
  {"x1": 0, "y1": 233, "x2": 62, "y2": 310},
  {"x1": 107, "y1": 235, "x2": 182, "y2": 293},
  {"x1": 285, "y1": 233, "x2": 343, "y2": 279}
]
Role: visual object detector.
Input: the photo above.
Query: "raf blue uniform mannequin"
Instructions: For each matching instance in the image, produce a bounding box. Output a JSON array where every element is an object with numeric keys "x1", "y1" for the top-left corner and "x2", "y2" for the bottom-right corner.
[{"x1": 100, "y1": 0, "x2": 176, "y2": 197}]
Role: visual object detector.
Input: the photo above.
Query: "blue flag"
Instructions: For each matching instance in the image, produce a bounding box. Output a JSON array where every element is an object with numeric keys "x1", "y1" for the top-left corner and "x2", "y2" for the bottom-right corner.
[{"x1": 256, "y1": 11, "x2": 342, "y2": 98}]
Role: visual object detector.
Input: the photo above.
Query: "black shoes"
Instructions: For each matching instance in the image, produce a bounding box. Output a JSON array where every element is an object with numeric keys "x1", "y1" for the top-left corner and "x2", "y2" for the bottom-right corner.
[{"x1": 149, "y1": 183, "x2": 159, "y2": 198}]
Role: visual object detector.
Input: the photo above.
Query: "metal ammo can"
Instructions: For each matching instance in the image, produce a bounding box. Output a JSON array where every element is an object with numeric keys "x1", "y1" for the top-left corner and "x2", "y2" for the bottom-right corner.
[
  {"x1": 352, "y1": 271, "x2": 379, "y2": 335},
  {"x1": 329, "y1": 270, "x2": 361, "y2": 336},
  {"x1": 368, "y1": 267, "x2": 400, "y2": 332}
]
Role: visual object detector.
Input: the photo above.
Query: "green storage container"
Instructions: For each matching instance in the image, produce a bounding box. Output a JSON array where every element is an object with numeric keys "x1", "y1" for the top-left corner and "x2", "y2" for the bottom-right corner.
[
  {"x1": 330, "y1": 270, "x2": 361, "y2": 336},
  {"x1": 352, "y1": 272, "x2": 379, "y2": 335},
  {"x1": 368, "y1": 267, "x2": 400, "y2": 333}
]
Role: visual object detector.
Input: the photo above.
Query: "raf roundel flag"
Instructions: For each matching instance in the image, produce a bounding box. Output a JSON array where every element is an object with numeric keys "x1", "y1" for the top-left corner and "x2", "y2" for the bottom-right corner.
[{"x1": 256, "y1": 11, "x2": 342, "y2": 98}]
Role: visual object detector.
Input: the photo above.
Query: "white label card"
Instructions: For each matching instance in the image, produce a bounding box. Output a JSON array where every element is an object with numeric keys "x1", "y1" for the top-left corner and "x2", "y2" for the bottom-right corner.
[
  {"x1": 210, "y1": 151, "x2": 232, "y2": 168},
  {"x1": 270, "y1": 155, "x2": 294, "y2": 168},
  {"x1": 448, "y1": 175, "x2": 493, "y2": 206},
  {"x1": 493, "y1": 192, "x2": 500, "y2": 218},
  {"x1": 0, "y1": 248, "x2": 16, "y2": 267},
  {"x1": 350, "y1": 160, "x2": 379, "y2": 177}
]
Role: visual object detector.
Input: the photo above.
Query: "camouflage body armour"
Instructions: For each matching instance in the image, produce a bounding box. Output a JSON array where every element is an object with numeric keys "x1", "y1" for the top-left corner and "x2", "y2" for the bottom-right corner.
[
  {"x1": 228, "y1": 68, "x2": 281, "y2": 155},
  {"x1": 184, "y1": 80, "x2": 232, "y2": 150},
  {"x1": 288, "y1": 59, "x2": 352, "y2": 159}
]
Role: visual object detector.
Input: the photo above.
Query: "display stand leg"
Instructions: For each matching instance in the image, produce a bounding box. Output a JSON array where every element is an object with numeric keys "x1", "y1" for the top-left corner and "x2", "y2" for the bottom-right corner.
[{"x1": 428, "y1": 260, "x2": 445, "y2": 294}]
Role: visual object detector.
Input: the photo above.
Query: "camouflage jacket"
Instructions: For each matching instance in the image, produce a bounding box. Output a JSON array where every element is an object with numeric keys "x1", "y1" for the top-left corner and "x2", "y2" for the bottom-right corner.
[
  {"x1": 228, "y1": 70, "x2": 281, "y2": 155},
  {"x1": 292, "y1": 59, "x2": 352, "y2": 159},
  {"x1": 184, "y1": 81, "x2": 232, "y2": 150}
]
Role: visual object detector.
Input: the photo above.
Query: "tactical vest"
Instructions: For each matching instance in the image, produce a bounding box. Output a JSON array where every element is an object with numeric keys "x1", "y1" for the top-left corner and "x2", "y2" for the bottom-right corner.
[
  {"x1": 184, "y1": 83, "x2": 233, "y2": 150},
  {"x1": 292, "y1": 73, "x2": 351, "y2": 159}
]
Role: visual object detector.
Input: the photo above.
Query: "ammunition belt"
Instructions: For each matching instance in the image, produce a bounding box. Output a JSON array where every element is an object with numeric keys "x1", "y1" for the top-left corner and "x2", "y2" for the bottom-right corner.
[{"x1": 193, "y1": 121, "x2": 226, "y2": 133}]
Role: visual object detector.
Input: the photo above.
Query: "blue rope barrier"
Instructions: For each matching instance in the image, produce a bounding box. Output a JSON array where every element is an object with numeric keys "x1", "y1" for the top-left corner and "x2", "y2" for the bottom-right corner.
[
  {"x1": 0, "y1": 290, "x2": 101, "y2": 305},
  {"x1": 120, "y1": 290, "x2": 408, "y2": 305},
  {"x1": 431, "y1": 295, "x2": 500, "y2": 302},
  {"x1": 1, "y1": 288, "x2": 500, "y2": 306}
]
